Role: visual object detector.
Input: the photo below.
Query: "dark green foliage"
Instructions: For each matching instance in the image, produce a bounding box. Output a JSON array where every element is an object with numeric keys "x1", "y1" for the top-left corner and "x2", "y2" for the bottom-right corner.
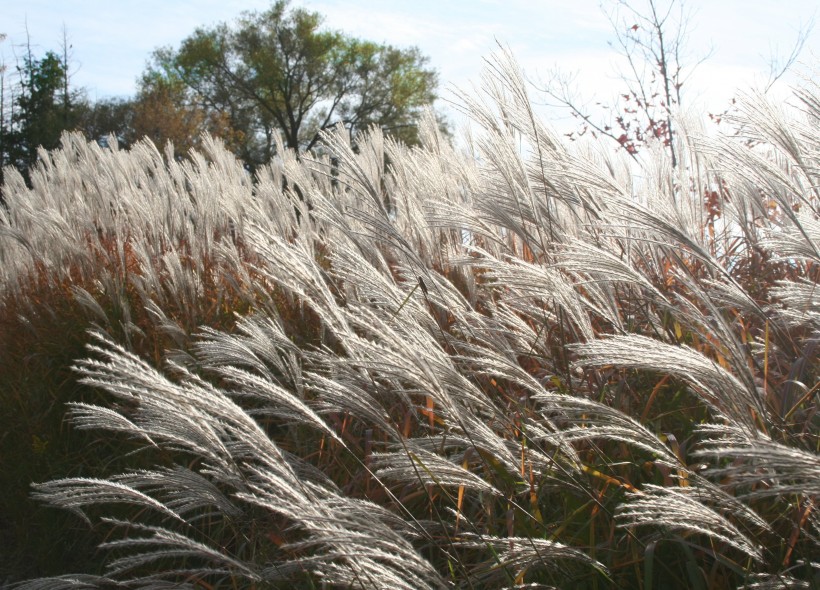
[
  {"x1": 2, "y1": 51, "x2": 78, "y2": 183},
  {"x1": 74, "y1": 97, "x2": 136, "y2": 149},
  {"x1": 0, "y1": 32, "x2": 101, "y2": 191}
]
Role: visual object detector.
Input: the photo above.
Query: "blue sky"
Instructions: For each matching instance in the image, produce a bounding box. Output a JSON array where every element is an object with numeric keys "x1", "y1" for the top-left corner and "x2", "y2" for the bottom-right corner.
[{"x1": 2, "y1": 1, "x2": 818, "y2": 129}]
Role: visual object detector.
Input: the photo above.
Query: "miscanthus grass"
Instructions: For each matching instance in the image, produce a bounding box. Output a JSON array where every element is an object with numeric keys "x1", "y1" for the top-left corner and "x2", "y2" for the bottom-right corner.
[{"x1": 1, "y1": 53, "x2": 817, "y2": 588}]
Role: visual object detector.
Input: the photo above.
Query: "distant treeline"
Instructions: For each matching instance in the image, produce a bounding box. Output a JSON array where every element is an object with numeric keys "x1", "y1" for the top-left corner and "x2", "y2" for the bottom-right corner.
[{"x1": 0, "y1": 0, "x2": 442, "y2": 187}]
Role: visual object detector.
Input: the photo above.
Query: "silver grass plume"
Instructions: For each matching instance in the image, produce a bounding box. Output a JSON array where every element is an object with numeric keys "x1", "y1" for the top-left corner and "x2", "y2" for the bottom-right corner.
[{"x1": 569, "y1": 334, "x2": 765, "y2": 431}]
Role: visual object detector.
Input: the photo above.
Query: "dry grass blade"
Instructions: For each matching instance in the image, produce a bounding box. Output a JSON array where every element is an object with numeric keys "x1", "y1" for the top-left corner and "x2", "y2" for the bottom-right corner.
[
  {"x1": 616, "y1": 484, "x2": 765, "y2": 563},
  {"x1": 457, "y1": 534, "x2": 606, "y2": 586},
  {"x1": 570, "y1": 334, "x2": 765, "y2": 429},
  {"x1": 370, "y1": 446, "x2": 502, "y2": 495},
  {"x1": 31, "y1": 478, "x2": 184, "y2": 525},
  {"x1": 694, "y1": 424, "x2": 820, "y2": 499}
]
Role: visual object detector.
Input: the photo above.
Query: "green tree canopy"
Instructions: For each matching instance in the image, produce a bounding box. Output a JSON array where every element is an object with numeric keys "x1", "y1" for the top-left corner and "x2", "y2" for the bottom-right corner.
[{"x1": 147, "y1": 0, "x2": 440, "y2": 168}]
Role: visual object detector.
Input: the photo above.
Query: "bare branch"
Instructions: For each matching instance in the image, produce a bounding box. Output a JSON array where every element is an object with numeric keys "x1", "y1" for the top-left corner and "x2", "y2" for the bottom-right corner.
[{"x1": 763, "y1": 13, "x2": 816, "y2": 92}]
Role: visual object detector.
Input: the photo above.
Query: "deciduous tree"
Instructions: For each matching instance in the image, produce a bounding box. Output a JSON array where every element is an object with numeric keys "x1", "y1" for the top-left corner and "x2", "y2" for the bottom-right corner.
[
  {"x1": 148, "y1": 0, "x2": 439, "y2": 169},
  {"x1": 130, "y1": 76, "x2": 241, "y2": 157},
  {"x1": 544, "y1": 0, "x2": 702, "y2": 167}
]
